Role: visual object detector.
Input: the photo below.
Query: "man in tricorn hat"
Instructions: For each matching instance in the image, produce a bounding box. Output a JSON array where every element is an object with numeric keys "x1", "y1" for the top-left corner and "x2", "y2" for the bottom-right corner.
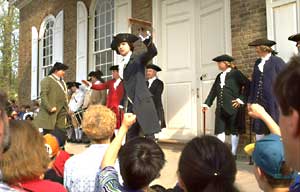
[
  {"x1": 82, "y1": 65, "x2": 124, "y2": 131},
  {"x1": 33, "y1": 62, "x2": 69, "y2": 135},
  {"x1": 247, "y1": 39, "x2": 286, "y2": 141},
  {"x1": 110, "y1": 32, "x2": 160, "y2": 140},
  {"x1": 202, "y1": 54, "x2": 249, "y2": 157},
  {"x1": 288, "y1": 33, "x2": 300, "y2": 54},
  {"x1": 146, "y1": 64, "x2": 166, "y2": 131}
]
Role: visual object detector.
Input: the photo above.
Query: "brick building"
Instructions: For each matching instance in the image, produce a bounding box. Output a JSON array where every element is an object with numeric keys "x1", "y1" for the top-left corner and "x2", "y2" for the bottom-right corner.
[{"x1": 12, "y1": 0, "x2": 299, "y2": 147}]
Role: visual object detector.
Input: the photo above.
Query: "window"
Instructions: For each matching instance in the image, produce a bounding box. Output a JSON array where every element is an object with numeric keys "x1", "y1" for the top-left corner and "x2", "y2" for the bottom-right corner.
[
  {"x1": 41, "y1": 20, "x2": 54, "y2": 77},
  {"x1": 93, "y1": 0, "x2": 114, "y2": 81}
]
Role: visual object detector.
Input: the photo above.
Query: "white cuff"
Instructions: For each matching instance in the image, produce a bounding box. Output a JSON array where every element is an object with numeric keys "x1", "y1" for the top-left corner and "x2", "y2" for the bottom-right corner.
[
  {"x1": 202, "y1": 104, "x2": 210, "y2": 108},
  {"x1": 118, "y1": 105, "x2": 124, "y2": 109},
  {"x1": 236, "y1": 98, "x2": 244, "y2": 105},
  {"x1": 139, "y1": 31, "x2": 151, "y2": 41}
]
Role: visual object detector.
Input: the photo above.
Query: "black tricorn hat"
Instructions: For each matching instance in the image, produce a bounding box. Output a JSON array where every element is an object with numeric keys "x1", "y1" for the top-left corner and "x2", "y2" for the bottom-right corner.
[
  {"x1": 248, "y1": 39, "x2": 276, "y2": 47},
  {"x1": 111, "y1": 33, "x2": 139, "y2": 54},
  {"x1": 146, "y1": 64, "x2": 162, "y2": 72},
  {"x1": 212, "y1": 54, "x2": 234, "y2": 62},
  {"x1": 109, "y1": 65, "x2": 119, "y2": 71},
  {"x1": 66, "y1": 82, "x2": 81, "y2": 89},
  {"x1": 288, "y1": 33, "x2": 300, "y2": 43},
  {"x1": 48, "y1": 62, "x2": 69, "y2": 75}
]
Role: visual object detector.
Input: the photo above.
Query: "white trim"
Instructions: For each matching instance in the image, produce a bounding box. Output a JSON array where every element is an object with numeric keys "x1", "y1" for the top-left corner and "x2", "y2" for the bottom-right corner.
[
  {"x1": 53, "y1": 10, "x2": 64, "y2": 63},
  {"x1": 31, "y1": 26, "x2": 38, "y2": 100},
  {"x1": 39, "y1": 15, "x2": 55, "y2": 39}
]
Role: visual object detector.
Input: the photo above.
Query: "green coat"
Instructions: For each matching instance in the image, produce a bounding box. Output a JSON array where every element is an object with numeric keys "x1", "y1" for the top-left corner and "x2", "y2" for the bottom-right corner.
[{"x1": 33, "y1": 75, "x2": 69, "y2": 130}]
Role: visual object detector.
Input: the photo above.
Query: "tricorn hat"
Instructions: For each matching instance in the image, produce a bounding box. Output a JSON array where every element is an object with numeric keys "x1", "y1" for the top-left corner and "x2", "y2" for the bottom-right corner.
[
  {"x1": 288, "y1": 33, "x2": 300, "y2": 44},
  {"x1": 212, "y1": 54, "x2": 234, "y2": 62},
  {"x1": 109, "y1": 65, "x2": 119, "y2": 71},
  {"x1": 146, "y1": 64, "x2": 162, "y2": 72},
  {"x1": 48, "y1": 62, "x2": 69, "y2": 75},
  {"x1": 248, "y1": 39, "x2": 276, "y2": 47},
  {"x1": 66, "y1": 82, "x2": 81, "y2": 89},
  {"x1": 111, "y1": 33, "x2": 139, "y2": 54}
]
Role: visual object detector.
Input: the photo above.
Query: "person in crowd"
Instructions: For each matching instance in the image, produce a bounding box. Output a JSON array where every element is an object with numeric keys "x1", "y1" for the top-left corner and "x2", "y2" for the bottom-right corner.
[
  {"x1": 64, "y1": 105, "x2": 120, "y2": 192},
  {"x1": 32, "y1": 100, "x2": 40, "y2": 118},
  {"x1": 250, "y1": 134, "x2": 296, "y2": 192},
  {"x1": 33, "y1": 62, "x2": 69, "y2": 135},
  {"x1": 288, "y1": 33, "x2": 300, "y2": 54},
  {"x1": 82, "y1": 65, "x2": 124, "y2": 132},
  {"x1": 0, "y1": 120, "x2": 67, "y2": 191},
  {"x1": 202, "y1": 54, "x2": 249, "y2": 157},
  {"x1": 0, "y1": 90, "x2": 17, "y2": 191},
  {"x1": 44, "y1": 129, "x2": 71, "y2": 184},
  {"x1": 111, "y1": 31, "x2": 160, "y2": 140},
  {"x1": 67, "y1": 82, "x2": 85, "y2": 143},
  {"x1": 247, "y1": 39, "x2": 285, "y2": 141},
  {"x1": 10, "y1": 111, "x2": 19, "y2": 120},
  {"x1": 23, "y1": 112, "x2": 34, "y2": 121},
  {"x1": 176, "y1": 135, "x2": 238, "y2": 192},
  {"x1": 146, "y1": 64, "x2": 166, "y2": 130},
  {"x1": 97, "y1": 113, "x2": 165, "y2": 192},
  {"x1": 274, "y1": 55, "x2": 300, "y2": 191}
]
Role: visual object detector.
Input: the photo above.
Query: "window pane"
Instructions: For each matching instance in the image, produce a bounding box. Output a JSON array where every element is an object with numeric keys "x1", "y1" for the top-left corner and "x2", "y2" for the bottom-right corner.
[
  {"x1": 100, "y1": 14, "x2": 105, "y2": 26},
  {"x1": 100, "y1": 26, "x2": 105, "y2": 37},
  {"x1": 106, "y1": 37, "x2": 111, "y2": 49},
  {"x1": 107, "y1": 51, "x2": 112, "y2": 62},
  {"x1": 95, "y1": 28, "x2": 99, "y2": 39},
  {"x1": 94, "y1": 40, "x2": 99, "y2": 52},
  {"x1": 106, "y1": 11, "x2": 111, "y2": 22},
  {"x1": 106, "y1": 23, "x2": 111, "y2": 35},
  {"x1": 100, "y1": 65, "x2": 106, "y2": 74},
  {"x1": 100, "y1": 38, "x2": 105, "y2": 50},
  {"x1": 101, "y1": 52, "x2": 106, "y2": 63},
  {"x1": 95, "y1": 53, "x2": 100, "y2": 65}
]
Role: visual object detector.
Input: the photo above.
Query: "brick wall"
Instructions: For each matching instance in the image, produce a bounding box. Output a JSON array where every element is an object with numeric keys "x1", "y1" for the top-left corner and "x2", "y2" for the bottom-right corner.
[
  {"x1": 18, "y1": 0, "x2": 93, "y2": 105},
  {"x1": 230, "y1": 0, "x2": 267, "y2": 159}
]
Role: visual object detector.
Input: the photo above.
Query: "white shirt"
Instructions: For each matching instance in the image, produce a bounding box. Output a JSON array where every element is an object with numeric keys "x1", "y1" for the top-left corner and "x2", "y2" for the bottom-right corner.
[
  {"x1": 220, "y1": 68, "x2": 232, "y2": 88},
  {"x1": 258, "y1": 53, "x2": 272, "y2": 72},
  {"x1": 68, "y1": 89, "x2": 85, "y2": 112},
  {"x1": 119, "y1": 51, "x2": 133, "y2": 79},
  {"x1": 113, "y1": 78, "x2": 122, "y2": 90},
  {"x1": 64, "y1": 144, "x2": 121, "y2": 192},
  {"x1": 147, "y1": 76, "x2": 157, "y2": 88}
]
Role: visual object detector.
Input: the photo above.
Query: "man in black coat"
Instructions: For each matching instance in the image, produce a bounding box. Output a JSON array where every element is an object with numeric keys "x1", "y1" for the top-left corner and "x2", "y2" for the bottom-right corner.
[
  {"x1": 248, "y1": 39, "x2": 286, "y2": 141},
  {"x1": 111, "y1": 32, "x2": 160, "y2": 140},
  {"x1": 203, "y1": 54, "x2": 249, "y2": 156},
  {"x1": 146, "y1": 64, "x2": 166, "y2": 129},
  {"x1": 288, "y1": 33, "x2": 300, "y2": 54}
]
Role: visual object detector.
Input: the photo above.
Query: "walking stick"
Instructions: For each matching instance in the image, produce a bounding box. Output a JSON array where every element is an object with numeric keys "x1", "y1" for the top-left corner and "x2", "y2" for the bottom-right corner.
[
  {"x1": 202, "y1": 108, "x2": 206, "y2": 135},
  {"x1": 249, "y1": 118, "x2": 254, "y2": 165}
]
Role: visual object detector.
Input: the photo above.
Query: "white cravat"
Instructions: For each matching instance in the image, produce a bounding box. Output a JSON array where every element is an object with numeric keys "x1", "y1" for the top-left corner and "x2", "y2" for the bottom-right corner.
[
  {"x1": 258, "y1": 53, "x2": 271, "y2": 72},
  {"x1": 147, "y1": 76, "x2": 157, "y2": 88},
  {"x1": 220, "y1": 68, "x2": 231, "y2": 88},
  {"x1": 119, "y1": 51, "x2": 132, "y2": 79},
  {"x1": 113, "y1": 78, "x2": 122, "y2": 90}
]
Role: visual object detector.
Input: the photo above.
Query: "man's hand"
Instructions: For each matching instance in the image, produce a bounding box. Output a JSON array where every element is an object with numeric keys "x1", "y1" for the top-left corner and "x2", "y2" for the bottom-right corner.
[
  {"x1": 121, "y1": 113, "x2": 136, "y2": 130},
  {"x1": 248, "y1": 104, "x2": 267, "y2": 120},
  {"x1": 50, "y1": 107, "x2": 57, "y2": 113},
  {"x1": 232, "y1": 100, "x2": 241, "y2": 108},
  {"x1": 81, "y1": 79, "x2": 90, "y2": 86}
]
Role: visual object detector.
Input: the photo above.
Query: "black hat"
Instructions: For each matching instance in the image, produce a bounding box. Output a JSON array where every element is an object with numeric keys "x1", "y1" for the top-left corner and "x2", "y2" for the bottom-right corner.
[
  {"x1": 288, "y1": 33, "x2": 300, "y2": 43},
  {"x1": 212, "y1": 54, "x2": 234, "y2": 62},
  {"x1": 109, "y1": 65, "x2": 119, "y2": 71},
  {"x1": 111, "y1": 33, "x2": 139, "y2": 53},
  {"x1": 248, "y1": 39, "x2": 276, "y2": 47},
  {"x1": 88, "y1": 70, "x2": 103, "y2": 79},
  {"x1": 66, "y1": 82, "x2": 81, "y2": 89},
  {"x1": 88, "y1": 71, "x2": 96, "y2": 77},
  {"x1": 48, "y1": 62, "x2": 69, "y2": 75},
  {"x1": 146, "y1": 64, "x2": 162, "y2": 72}
]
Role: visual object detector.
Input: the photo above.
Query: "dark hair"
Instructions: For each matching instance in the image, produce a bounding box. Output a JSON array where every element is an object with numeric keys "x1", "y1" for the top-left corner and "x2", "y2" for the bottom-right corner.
[
  {"x1": 274, "y1": 55, "x2": 300, "y2": 116},
  {"x1": 118, "y1": 137, "x2": 165, "y2": 190},
  {"x1": 0, "y1": 90, "x2": 11, "y2": 153},
  {"x1": 116, "y1": 42, "x2": 134, "y2": 54},
  {"x1": 263, "y1": 162, "x2": 294, "y2": 188},
  {"x1": 178, "y1": 136, "x2": 238, "y2": 192}
]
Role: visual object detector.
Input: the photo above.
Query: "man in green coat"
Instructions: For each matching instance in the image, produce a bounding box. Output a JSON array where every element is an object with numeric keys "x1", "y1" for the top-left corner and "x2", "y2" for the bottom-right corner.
[
  {"x1": 33, "y1": 62, "x2": 69, "y2": 134},
  {"x1": 202, "y1": 54, "x2": 249, "y2": 157}
]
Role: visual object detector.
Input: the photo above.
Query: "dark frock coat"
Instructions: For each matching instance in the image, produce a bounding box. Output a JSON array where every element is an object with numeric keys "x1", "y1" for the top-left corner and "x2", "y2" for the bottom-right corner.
[
  {"x1": 123, "y1": 38, "x2": 161, "y2": 137},
  {"x1": 248, "y1": 55, "x2": 286, "y2": 134},
  {"x1": 148, "y1": 78, "x2": 166, "y2": 128},
  {"x1": 204, "y1": 69, "x2": 250, "y2": 135}
]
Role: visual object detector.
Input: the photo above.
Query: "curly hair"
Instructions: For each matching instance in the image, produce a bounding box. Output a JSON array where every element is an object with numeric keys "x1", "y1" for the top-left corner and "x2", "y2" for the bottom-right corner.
[
  {"x1": 0, "y1": 120, "x2": 50, "y2": 185},
  {"x1": 82, "y1": 104, "x2": 116, "y2": 141}
]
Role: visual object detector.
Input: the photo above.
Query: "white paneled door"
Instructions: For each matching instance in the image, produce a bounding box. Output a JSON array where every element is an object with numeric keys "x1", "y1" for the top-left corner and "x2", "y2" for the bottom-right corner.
[{"x1": 153, "y1": 0, "x2": 231, "y2": 140}]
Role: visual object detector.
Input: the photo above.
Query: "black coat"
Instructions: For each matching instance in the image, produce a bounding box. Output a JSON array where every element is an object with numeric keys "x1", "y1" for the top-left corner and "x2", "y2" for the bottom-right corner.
[
  {"x1": 248, "y1": 55, "x2": 286, "y2": 134},
  {"x1": 148, "y1": 78, "x2": 166, "y2": 128},
  {"x1": 123, "y1": 39, "x2": 161, "y2": 135}
]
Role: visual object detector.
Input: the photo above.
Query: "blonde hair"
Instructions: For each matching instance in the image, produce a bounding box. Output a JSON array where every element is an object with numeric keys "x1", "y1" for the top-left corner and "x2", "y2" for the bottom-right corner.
[
  {"x1": 82, "y1": 104, "x2": 116, "y2": 141},
  {"x1": 258, "y1": 45, "x2": 273, "y2": 53},
  {"x1": 0, "y1": 120, "x2": 50, "y2": 184},
  {"x1": 223, "y1": 61, "x2": 235, "y2": 68}
]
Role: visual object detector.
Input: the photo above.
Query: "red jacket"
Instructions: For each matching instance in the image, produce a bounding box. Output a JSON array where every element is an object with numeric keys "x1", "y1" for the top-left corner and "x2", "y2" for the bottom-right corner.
[{"x1": 91, "y1": 79, "x2": 124, "y2": 128}]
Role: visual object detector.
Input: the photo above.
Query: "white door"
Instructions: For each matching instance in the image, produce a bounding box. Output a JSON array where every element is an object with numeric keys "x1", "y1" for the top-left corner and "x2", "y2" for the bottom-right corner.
[
  {"x1": 266, "y1": 0, "x2": 300, "y2": 61},
  {"x1": 153, "y1": 0, "x2": 232, "y2": 140},
  {"x1": 197, "y1": 0, "x2": 232, "y2": 136}
]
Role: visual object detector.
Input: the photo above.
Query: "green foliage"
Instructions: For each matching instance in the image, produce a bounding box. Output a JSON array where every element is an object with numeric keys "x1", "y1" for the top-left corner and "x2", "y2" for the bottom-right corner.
[{"x1": 0, "y1": 0, "x2": 19, "y2": 98}]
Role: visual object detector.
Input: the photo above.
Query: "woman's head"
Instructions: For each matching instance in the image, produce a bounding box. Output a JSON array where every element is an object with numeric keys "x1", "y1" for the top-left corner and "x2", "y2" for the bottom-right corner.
[
  {"x1": 178, "y1": 136, "x2": 238, "y2": 192},
  {"x1": 0, "y1": 120, "x2": 50, "y2": 184}
]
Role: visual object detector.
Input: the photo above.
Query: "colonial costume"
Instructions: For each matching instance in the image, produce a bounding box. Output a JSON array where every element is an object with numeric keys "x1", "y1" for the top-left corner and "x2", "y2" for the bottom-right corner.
[
  {"x1": 146, "y1": 64, "x2": 166, "y2": 129},
  {"x1": 288, "y1": 33, "x2": 300, "y2": 54},
  {"x1": 33, "y1": 62, "x2": 69, "y2": 133},
  {"x1": 111, "y1": 33, "x2": 160, "y2": 140},
  {"x1": 203, "y1": 54, "x2": 249, "y2": 155},
  {"x1": 248, "y1": 39, "x2": 286, "y2": 139}
]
